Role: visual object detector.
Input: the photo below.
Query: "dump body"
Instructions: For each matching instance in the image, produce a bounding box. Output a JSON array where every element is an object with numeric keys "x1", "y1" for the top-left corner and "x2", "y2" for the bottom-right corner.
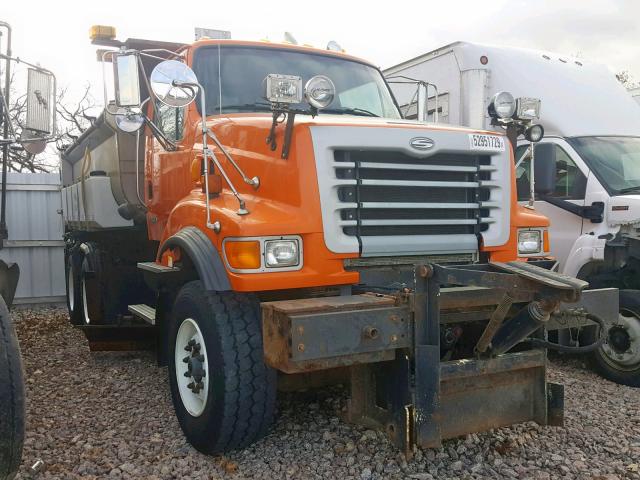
[{"x1": 61, "y1": 111, "x2": 145, "y2": 229}]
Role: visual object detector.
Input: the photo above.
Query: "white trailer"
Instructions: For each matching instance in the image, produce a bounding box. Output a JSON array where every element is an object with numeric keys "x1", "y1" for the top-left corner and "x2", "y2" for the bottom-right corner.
[{"x1": 385, "y1": 42, "x2": 640, "y2": 387}]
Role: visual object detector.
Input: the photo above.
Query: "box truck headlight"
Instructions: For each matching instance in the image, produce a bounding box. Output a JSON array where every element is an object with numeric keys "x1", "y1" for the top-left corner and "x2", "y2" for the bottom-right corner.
[
  {"x1": 516, "y1": 97, "x2": 541, "y2": 120},
  {"x1": 488, "y1": 91, "x2": 516, "y2": 119},
  {"x1": 265, "y1": 239, "x2": 300, "y2": 267},
  {"x1": 524, "y1": 124, "x2": 544, "y2": 143},
  {"x1": 304, "y1": 75, "x2": 336, "y2": 109},
  {"x1": 517, "y1": 230, "x2": 542, "y2": 254},
  {"x1": 265, "y1": 74, "x2": 303, "y2": 104}
]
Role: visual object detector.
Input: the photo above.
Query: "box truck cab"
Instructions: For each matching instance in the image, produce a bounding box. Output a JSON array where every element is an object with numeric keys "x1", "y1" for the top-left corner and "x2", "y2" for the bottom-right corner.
[{"x1": 386, "y1": 41, "x2": 640, "y2": 387}]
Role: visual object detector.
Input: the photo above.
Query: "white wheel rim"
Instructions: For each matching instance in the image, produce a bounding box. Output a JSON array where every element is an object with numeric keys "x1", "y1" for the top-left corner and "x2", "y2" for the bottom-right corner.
[
  {"x1": 175, "y1": 318, "x2": 209, "y2": 417},
  {"x1": 81, "y1": 276, "x2": 91, "y2": 324},
  {"x1": 68, "y1": 263, "x2": 75, "y2": 312},
  {"x1": 601, "y1": 311, "x2": 640, "y2": 370}
]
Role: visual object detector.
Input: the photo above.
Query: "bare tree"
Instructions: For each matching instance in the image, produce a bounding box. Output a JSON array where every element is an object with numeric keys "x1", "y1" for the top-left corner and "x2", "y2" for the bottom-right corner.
[
  {"x1": 2, "y1": 76, "x2": 96, "y2": 173},
  {"x1": 616, "y1": 70, "x2": 637, "y2": 89},
  {"x1": 55, "y1": 84, "x2": 96, "y2": 152}
]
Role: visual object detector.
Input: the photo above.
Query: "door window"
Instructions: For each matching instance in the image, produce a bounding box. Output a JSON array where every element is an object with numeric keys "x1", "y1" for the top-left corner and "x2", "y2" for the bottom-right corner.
[
  {"x1": 154, "y1": 101, "x2": 185, "y2": 143},
  {"x1": 515, "y1": 144, "x2": 587, "y2": 201}
]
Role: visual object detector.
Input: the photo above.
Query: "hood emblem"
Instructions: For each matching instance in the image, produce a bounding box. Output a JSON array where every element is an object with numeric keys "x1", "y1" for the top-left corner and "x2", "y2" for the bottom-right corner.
[{"x1": 410, "y1": 137, "x2": 434, "y2": 150}]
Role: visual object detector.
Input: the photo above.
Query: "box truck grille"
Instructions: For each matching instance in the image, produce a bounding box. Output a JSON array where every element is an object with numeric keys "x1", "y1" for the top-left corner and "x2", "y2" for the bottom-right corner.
[{"x1": 333, "y1": 150, "x2": 497, "y2": 240}]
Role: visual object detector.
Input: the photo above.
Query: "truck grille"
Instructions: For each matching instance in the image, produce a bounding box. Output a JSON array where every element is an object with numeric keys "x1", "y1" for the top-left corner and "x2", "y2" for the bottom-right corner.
[{"x1": 333, "y1": 150, "x2": 497, "y2": 241}]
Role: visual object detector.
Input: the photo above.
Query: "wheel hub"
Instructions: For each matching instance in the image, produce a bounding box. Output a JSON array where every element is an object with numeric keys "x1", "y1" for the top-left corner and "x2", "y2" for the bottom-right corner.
[
  {"x1": 601, "y1": 312, "x2": 640, "y2": 369},
  {"x1": 175, "y1": 318, "x2": 209, "y2": 417},
  {"x1": 608, "y1": 326, "x2": 631, "y2": 354},
  {"x1": 183, "y1": 340, "x2": 206, "y2": 394}
]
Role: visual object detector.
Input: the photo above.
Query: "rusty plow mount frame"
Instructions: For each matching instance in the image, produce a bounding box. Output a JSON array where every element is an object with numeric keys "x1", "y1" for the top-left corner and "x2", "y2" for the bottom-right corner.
[{"x1": 262, "y1": 261, "x2": 587, "y2": 454}]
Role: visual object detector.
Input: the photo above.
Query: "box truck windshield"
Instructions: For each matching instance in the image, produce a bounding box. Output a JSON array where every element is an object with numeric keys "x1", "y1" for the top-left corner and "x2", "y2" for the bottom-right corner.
[
  {"x1": 568, "y1": 136, "x2": 640, "y2": 194},
  {"x1": 193, "y1": 46, "x2": 401, "y2": 118}
]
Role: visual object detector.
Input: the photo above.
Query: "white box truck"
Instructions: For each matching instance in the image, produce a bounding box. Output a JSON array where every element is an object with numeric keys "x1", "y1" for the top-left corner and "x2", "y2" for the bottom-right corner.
[{"x1": 385, "y1": 41, "x2": 640, "y2": 387}]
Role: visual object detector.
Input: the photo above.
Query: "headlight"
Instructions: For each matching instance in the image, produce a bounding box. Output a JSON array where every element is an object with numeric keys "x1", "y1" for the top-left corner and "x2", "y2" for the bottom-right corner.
[
  {"x1": 488, "y1": 91, "x2": 516, "y2": 119},
  {"x1": 516, "y1": 97, "x2": 541, "y2": 120},
  {"x1": 265, "y1": 239, "x2": 300, "y2": 267},
  {"x1": 264, "y1": 74, "x2": 303, "y2": 104},
  {"x1": 518, "y1": 230, "x2": 542, "y2": 254},
  {"x1": 304, "y1": 75, "x2": 335, "y2": 109}
]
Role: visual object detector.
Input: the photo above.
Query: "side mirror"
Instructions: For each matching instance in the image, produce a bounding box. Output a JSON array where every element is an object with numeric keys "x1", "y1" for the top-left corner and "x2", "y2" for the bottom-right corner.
[
  {"x1": 533, "y1": 143, "x2": 557, "y2": 195},
  {"x1": 113, "y1": 53, "x2": 141, "y2": 108},
  {"x1": 25, "y1": 68, "x2": 54, "y2": 135},
  {"x1": 150, "y1": 60, "x2": 198, "y2": 108}
]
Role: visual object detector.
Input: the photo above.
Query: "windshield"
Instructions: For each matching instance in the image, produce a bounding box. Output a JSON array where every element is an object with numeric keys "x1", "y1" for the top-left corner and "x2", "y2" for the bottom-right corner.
[
  {"x1": 192, "y1": 45, "x2": 401, "y2": 119},
  {"x1": 569, "y1": 136, "x2": 640, "y2": 194}
]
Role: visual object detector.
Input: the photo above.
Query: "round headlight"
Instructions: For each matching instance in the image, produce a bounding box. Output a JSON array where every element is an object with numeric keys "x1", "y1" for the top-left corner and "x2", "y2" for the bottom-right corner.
[
  {"x1": 488, "y1": 91, "x2": 516, "y2": 119},
  {"x1": 524, "y1": 123, "x2": 545, "y2": 143},
  {"x1": 304, "y1": 75, "x2": 335, "y2": 109}
]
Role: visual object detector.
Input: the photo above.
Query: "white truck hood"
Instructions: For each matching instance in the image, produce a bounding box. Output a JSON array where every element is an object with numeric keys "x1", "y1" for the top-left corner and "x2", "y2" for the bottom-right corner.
[{"x1": 608, "y1": 195, "x2": 640, "y2": 226}]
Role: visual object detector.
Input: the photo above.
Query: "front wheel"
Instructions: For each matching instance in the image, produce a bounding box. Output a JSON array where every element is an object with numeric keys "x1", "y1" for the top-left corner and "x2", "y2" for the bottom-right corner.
[
  {"x1": 587, "y1": 289, "x2": 640, "y2": 387},
  {"x1": 168, "y1": 281, "x2": 277, "y2": 453}
]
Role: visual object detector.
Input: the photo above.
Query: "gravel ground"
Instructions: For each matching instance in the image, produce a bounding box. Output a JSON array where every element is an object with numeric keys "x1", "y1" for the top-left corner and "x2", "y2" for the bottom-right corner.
[{"x1": 11, "y1": 307, "x2": 640, "y2": 480}]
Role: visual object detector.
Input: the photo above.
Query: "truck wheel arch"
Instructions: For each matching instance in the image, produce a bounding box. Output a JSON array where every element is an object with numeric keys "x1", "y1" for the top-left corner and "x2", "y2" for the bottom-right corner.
[{"x1": 159, "y1": 227, "x2": 231, "y2": 292}]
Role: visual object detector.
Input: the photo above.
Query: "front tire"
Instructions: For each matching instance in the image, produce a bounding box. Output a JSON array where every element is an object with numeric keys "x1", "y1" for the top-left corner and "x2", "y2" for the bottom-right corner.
[
  {"x1": 168, "y1": 281, "x2": 277, "y2": 453},
  {"x1": 587, "y1": 289, "x2": 640, "y2": 387},
  {"x1": 0, "y1": 296, "x2": 25, "y2": 480}
]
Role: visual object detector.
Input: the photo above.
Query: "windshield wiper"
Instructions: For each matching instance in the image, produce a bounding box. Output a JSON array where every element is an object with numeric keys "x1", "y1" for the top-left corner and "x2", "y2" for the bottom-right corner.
[
  {"x1": 617, "y1": 185, "x2": 640, "y2": 194},
  {"x1": 322, "y1": 107, "x2": 380, "y2": 117},
  {"x1": 215, "y1": 102, "x2": 272, "y2": 112}
]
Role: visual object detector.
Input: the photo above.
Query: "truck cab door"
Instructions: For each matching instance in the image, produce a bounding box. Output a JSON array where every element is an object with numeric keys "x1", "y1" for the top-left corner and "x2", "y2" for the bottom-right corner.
[
  {"x1": 146, "y1": 101, "x2": 189, "y2": 238},
  {"x1": 515, "y1": 139, "x2": 588, "y2": 272}
]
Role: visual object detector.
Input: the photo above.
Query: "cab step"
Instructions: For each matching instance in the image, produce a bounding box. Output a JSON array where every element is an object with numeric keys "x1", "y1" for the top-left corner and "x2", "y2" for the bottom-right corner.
[{"x1": 128, "y1": 304, "x2": 156, "y2": 326}]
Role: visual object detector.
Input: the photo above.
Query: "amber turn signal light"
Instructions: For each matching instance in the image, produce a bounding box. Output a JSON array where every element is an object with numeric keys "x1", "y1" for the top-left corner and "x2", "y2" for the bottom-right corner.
[
  {"x1": 224, "y1": 241, "x2": 261, "y2": 270},
  {"x1": 543, "y1": 230, "x2": 550, "y2": 253}
]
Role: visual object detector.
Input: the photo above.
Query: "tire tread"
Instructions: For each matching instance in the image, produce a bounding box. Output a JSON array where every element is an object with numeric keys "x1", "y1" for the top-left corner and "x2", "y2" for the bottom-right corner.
[{"x1": 171, "y1": 282, "x2": 276, "y2": 453}]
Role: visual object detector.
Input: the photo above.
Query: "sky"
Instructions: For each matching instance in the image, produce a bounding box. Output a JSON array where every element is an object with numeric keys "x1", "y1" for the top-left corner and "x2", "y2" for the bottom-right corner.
[{"x1": 2, "y1": 0, "x2": 639, "y2": 110}]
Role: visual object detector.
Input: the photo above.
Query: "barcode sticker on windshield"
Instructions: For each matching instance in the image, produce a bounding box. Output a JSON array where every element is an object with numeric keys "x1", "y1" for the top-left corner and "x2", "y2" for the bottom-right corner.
[{"x1": 469, "y1": 134, "x2": 505, "y2": 152}]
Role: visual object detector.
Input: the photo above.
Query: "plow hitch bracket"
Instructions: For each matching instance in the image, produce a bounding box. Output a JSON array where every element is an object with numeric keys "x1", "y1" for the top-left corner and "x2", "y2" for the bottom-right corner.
[{"x1": 262, "y1": 260, "x2": 588, "y2": 456}]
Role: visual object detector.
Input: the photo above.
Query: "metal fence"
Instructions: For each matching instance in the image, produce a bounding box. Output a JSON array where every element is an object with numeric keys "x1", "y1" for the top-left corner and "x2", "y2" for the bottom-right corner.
[{"x1": 0, "y1": 172, "x2": 64, "y2": 305}]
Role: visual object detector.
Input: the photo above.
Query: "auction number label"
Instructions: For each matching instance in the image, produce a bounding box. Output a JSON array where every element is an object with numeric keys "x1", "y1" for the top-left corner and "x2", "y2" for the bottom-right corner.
[{"x1": 468, "y1": 134, "x2": 505, "y2": 152}]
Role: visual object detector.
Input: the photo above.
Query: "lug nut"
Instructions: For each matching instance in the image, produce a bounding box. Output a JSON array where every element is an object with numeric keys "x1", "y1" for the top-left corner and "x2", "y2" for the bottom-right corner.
[{"x1": 363, "y1": 326, "x2": 379, "y2": 339}]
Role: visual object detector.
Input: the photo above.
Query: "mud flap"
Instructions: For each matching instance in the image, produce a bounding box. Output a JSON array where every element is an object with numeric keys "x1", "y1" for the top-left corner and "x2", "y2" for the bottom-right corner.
[{"x1": 0, "y1": 261, "x2": 19, "y2": 310}]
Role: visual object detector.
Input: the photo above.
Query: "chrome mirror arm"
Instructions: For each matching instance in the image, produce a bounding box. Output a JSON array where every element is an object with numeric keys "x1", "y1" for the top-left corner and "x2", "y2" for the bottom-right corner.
[
  {"x1": 205, "y1": 129, "x2": 260, "y2": 189},
  {"x1": 174, "y1": 80, "x2": 250, "y2": 226}
]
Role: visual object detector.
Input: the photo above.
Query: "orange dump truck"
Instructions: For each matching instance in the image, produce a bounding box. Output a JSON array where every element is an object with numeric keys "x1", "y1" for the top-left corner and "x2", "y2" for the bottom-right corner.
[{"x1": 59, "y1": 27, "x2": 608, "y2": 454}]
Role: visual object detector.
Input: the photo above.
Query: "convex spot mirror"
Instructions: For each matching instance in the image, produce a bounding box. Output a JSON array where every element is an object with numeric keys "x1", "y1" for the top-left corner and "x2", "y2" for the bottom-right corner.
[
  {"x1": 115, "y1": 108, "x2": 145, "y2": 133},
  {"x1": 113, "y1": 53, "x2": 141, "y2": 108},
  {"x1": 533, "y1": 143, "x2": 557, "y2": 195},
  {"x1": 150, "y1": 60, "x2": 198, "y2": 108}
]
